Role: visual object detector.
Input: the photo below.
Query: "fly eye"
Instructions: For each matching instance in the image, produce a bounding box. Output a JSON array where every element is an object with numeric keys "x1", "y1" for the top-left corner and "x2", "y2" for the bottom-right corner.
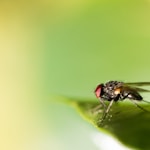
[{"x1": 94, "y1": 84, "x2": 102, "y2": 98}]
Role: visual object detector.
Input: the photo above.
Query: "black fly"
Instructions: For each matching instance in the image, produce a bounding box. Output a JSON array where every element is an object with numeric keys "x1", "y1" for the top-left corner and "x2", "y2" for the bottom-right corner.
[{"x1": 94, "y1": 81, "x2": 150, "y2": 122}]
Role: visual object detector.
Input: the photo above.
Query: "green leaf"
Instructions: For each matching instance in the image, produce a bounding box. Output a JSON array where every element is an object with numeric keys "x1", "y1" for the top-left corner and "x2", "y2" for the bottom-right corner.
[{"x1": 64, "y1": 97, "x2": 150, "y2": 150}]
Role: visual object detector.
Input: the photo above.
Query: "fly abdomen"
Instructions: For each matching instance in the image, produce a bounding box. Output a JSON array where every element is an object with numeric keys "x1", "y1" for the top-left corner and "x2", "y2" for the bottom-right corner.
[
  {"x1": 122, "y1": 90, "x2": 143, "y2": 101},
  {"x1": 127, "y1": 93, "x2": 143, "y2": 100}
]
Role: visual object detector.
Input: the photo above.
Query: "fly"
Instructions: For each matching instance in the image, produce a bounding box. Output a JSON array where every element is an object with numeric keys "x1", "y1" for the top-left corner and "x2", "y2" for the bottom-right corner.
[{"x1": 94, "y1": 81, "x2": 150, "y2": 123}]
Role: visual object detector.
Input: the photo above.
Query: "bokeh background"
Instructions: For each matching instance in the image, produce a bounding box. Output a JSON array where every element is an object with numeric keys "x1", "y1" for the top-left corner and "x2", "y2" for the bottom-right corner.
[{"x1": 1, "y1": 0, "x2": 150, "y2": 150}]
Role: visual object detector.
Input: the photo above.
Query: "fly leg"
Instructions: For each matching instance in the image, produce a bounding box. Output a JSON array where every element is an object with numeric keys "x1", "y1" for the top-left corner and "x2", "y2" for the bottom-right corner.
[
  {"x1": 98, "y1": 98, "x2": 107, "y2": 110},
  {"x1": 123, "y1": 92, "x2": 149, "y2": 112},
  {"x1": 130, "y1": 100, "x2": 149, "y2": 112},
  {"x1": 100, "y1": 99, "x2": 114, "y2": 125},
  {"x1": 91, "y1": 98, "x2": 107, "y2": 115}
]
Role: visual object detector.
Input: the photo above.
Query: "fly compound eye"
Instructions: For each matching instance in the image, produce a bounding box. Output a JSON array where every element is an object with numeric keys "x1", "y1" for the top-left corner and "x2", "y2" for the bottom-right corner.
[{"x1": 94, "y1": 84, "x2": 102, "y2": 98}]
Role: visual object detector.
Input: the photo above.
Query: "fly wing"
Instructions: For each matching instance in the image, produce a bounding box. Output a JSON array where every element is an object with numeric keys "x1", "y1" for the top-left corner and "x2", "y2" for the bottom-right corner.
[
  {"x1": 125, "y1": 82, "x2": 150, "y2": 86},
  {"x1": 131, "y1": 87, "x2": 150, "y2": 92},
  {"x1": 123, "y1": 83, "x2": 150, "y2": 92}
]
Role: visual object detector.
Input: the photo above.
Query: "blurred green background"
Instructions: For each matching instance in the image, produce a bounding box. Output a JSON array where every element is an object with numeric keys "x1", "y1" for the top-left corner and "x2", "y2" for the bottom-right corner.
[{"x1": 1, "y1": 0, "x2": 150, "y2": 150}]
